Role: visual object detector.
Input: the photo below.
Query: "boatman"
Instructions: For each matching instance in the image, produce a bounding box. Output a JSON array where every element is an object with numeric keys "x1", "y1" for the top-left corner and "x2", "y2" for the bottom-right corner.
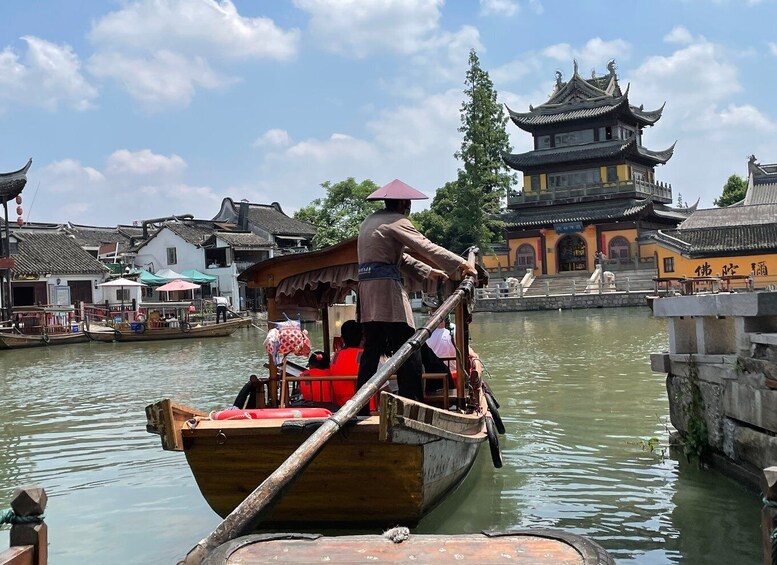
[
  {"x1": 213, "y1": 295, "x2": 229, "y2": 323},
  {"x1": 356, "y1": 179, "x2": 477, "y2": 415}
]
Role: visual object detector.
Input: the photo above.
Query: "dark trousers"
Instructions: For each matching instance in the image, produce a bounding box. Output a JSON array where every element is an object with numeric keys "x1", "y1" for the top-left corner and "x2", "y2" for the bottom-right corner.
[
  {"x1": 216, "y1": 305, "x2": 227, "y2": 323},
  {"x1": 357, "y1": 321, "x2": 423, "y2": 415}
]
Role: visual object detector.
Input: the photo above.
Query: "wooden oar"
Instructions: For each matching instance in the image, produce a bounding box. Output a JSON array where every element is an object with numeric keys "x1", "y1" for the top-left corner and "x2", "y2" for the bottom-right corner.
[{"x1": 180, "y1": 264, "x2": 478, "y2": 564}]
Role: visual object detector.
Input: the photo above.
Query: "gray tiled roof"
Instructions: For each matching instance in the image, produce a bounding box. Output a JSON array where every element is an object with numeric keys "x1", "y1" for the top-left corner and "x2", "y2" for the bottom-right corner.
[
  {"x1": 11, "y1": 232, "x2": 109, "y2": 275},
  {"x1": 66, "y1": 225, "x2": 136, "y2": 248},
  {"x1": 213, "y1": 231, "x2": 273, "y2": 249},
  {"x1": 164, "y1": 221, "x2": 217, "y2": 245},
  {"x1": 502, "y1": 198, "x2": 691, "y2": 228},
  {"x1": 246, "y1": 204, "x2": 317, "y2": 237},
  {"x1": 503, "y1": 138, "x2": 674, "y2": 169},
  {"x1": 679, "y1": 204, "x2": 777, "y2": 229},
  {"x1": 744, "y1": 181, "x2": 777, "y2": 205},
  {"x1": 658, "y1": 224, "x2": 777, "y2": 256}
]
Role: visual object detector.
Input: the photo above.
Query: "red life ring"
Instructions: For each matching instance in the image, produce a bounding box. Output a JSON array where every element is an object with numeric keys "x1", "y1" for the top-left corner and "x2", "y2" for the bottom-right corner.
[{"x1": 209, "y1": 408, "x2": 332, "y2": 420}]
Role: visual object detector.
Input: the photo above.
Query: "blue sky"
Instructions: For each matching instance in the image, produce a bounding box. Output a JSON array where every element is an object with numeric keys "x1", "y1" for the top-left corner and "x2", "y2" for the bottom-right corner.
[{"x1": 1, "y1": 0, "x2": 776, "y2": 225}]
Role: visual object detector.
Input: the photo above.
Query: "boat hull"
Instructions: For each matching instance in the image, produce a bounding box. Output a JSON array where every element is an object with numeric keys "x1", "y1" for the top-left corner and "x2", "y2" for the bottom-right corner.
[
  {"x1": 86, "y1": 318, "x2": 248, "y2": 343},
  {"x1": 150, "y1": 394, "x2": 486, "y2": 528},
  {"x1": 0, "y1": 331, "x2": 89, "y2": 349}
]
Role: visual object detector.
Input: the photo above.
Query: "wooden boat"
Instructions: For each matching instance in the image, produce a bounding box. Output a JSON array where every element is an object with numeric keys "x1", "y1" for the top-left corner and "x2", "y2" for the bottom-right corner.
[
  {"x1": 200, "y1": 530, "x2": 614, "y2": 564},
  {"x1": 146, "y1": 238, "x2": 501, "y2": 532},
  {"x1": 85, "y1": 317, "x2": 248, "y2": 342},
  {"x1": 0, "y1": 305, "x2": 89, "y2": 349}
]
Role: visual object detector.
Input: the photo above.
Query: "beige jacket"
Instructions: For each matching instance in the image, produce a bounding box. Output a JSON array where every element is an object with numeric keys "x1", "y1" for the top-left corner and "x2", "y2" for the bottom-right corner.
[{"x1": 357, "y1": 209, "x2": 464, "y2": 326}]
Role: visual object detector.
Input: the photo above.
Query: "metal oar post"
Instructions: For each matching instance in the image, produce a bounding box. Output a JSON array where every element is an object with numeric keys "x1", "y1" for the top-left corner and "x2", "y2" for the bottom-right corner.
[{"x1": 181, "y1": 269, "x2": 477, "y2": 565}]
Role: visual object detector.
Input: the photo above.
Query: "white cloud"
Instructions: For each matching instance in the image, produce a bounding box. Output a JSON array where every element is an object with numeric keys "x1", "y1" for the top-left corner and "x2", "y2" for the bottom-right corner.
[
  {"x1": 253, "y1": 129, "x2": 291, "y2": 148},
  {"x1": 663, "y1": 26, "x2": 694, "y2": 45},
  {"x1": 769, "y1": 42, "x2": 777, "y2": 57},
  {"x1": 106, "y1": 149, "x2": 187, "y2": 176},
  {"x1": 541, "y1": 38, "x2": 631, "y2": 74},
  {"x1": 29, "y1": 150, "x2": 223, "y2": 224},
  {"x1": 480, "y1": 0, "x2": 520, "y2": 17},
  {"x1": 89, "y1": 0, "x2": 299, "y2": 60},
  {"x1": 89, "y1": 50, "x2": 225, "y2": 108},
  {"x1": 719, "y1": 104, "x2": 777, "y2": 131},
  {"x1": 295, "y1": 0, "x2": 462, "y2": 58},
  {"x1": 87, "y1": 0, "x2": 298, "y2": 107},
  {"x1": 0, "y1": 36, "x2": 97, "y2": 112}
]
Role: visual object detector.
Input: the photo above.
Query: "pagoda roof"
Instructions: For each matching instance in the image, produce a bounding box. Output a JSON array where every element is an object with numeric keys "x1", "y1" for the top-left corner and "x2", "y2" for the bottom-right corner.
[
  {"x1": 503, "y1": 138, "x2": 676, "y2": 170},
  {"x1": 654, "y1": 224, "x2": 777, "y2": 257},
  {"x1": 502, "y1": 197, "x2": 691, "y2": 229},
  {"x1": 744, "y1": 156, "x2": 777, "y2": 205},
  {"x1": 679, "y1": 203, "x2": 777, "y2": 230},
  {"x1": 507, "y1": 61, "x2": 664, "y2": 132},
  {"x1": 0, "y1": 158, "x2": 32, "y2": 201}
]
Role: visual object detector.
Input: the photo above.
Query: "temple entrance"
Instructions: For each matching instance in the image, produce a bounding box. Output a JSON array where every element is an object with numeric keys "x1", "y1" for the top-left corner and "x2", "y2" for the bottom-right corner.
[{"x1": 557, "y1": 235, "x2": 588, "y2": 272}]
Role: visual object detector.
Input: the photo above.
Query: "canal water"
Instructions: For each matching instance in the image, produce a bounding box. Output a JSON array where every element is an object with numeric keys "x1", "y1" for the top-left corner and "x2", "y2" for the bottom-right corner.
[{"x1": 0, "y1": 308, "x2": 761, "y2": 564}]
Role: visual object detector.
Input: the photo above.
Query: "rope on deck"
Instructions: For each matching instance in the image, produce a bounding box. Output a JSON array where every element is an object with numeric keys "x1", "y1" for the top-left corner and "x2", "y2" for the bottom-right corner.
[
  {"x1": 383, "y1": 527, "x2": 410, "y2": 543},
  {"x1": 0, "y1": 508, "x2": 45, "y2": 525}
]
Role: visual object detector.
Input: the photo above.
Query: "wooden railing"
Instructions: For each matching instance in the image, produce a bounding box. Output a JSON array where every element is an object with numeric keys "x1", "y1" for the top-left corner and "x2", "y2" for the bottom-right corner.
[
  {"x1": 0, "y1": 486, "x2": 47, "y2": 565},
  {"x1": 507, "y1": 178, "x2": 673, "y2": 206}
]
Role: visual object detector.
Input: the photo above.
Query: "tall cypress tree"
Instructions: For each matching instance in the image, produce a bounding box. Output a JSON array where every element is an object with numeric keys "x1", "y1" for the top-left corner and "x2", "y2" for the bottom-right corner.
[
  {"x1": 414, "y1": 50, "x2": 515, "y2": 253},
  {"x1": 452, "y1": 49, "x2": 516, "y2": 250}
]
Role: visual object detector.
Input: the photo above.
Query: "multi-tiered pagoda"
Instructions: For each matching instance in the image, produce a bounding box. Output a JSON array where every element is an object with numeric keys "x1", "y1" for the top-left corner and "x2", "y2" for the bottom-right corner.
[{"x1": 500, "y1": 61, "x2": 691, "y2": 275}]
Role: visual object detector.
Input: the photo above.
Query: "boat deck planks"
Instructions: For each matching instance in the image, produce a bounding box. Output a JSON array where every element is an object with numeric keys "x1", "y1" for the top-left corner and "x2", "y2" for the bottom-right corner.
[{"x1": 202, "y1": 531, "x2": 613, "y2": 564}]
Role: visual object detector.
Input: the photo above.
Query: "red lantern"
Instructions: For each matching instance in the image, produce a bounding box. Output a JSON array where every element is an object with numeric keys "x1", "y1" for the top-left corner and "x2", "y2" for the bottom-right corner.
[
  {"x1": 539, "y1": 228, "x2": 548, "y2": 236},
  {"x1": 586, "y1": 224, "x2": 595, "y2": 231},
  {"x1": 15, "y1": 195, "x2": 22, "y2": 205},
  {"x1": 16, "y1": 216, "x2": 24, "y2": 226},
  {"x1": 15, "y1": 206, "x2": 22, "y2": 216}
]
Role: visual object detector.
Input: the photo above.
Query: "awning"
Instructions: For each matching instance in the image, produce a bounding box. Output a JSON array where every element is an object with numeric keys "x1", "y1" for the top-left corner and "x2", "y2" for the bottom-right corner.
[
  {"x1": 180, "y1": 269, "x2": 217, "y2": 284},
  {"x1": 155, "y1": 268, "x2": 191, "y2": 281},
  {"x1": 131, "y1": 269, "x2": 169, "y2": 286}
]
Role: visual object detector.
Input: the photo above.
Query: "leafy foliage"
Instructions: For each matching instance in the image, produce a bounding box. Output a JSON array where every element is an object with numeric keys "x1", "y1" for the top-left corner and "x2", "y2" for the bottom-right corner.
[
  {"x1": 294, "y1": 178, "x2": 381, "y2": 249},
  {"x1": 713, "y1": 174, "x2": 747, "y2": 207},
  {"x1": 416, "y1": 49, "x2": 515, "y2": 253}
]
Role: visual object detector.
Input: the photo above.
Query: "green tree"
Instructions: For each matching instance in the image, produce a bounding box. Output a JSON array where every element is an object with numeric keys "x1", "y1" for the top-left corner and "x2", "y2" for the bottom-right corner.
[
  {"x1": 294, "y1": 178, "x2": 381, "y2": 249},
  {"x1": 713, "y1": 174, "x2": 747, "y2": 207},
  {"x1": 416, "y1": 49, "x2": 515, "y2": 253}
]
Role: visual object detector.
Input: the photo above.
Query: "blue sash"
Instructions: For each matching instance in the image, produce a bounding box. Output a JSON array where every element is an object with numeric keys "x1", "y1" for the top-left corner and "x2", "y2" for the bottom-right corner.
[{"x1": 358, "y1": 262, "x2": 401, "y2": 281}]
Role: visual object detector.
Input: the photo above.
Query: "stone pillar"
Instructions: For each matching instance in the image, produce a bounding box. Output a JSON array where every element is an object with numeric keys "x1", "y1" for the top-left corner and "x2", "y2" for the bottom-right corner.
[{"x1": 8, "y1": 485, "x2": 47, "y2": 565}]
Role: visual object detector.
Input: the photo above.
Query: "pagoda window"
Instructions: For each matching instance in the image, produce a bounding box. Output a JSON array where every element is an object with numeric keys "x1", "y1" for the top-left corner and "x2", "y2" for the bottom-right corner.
[
  {"x1": 548, "y1": 168, "x2": 602, "y2": 189},
  {"x1": 599, "y1": 126, "x2": 613, "y2": 140},
  {"x1": 633, "y1": 168, "x2": 646, "y2": 182},
  {"x1": 663, "y1": 257, "x2": 675, "y2": 273},
  {"x1": 537, "y1": 135, "x2": 551, "y2": 149},
  {"x1": 554, "y1": 129, "x2": 594, "y2": 147},
  {"x1": 608, "y1": 236, "x2": 630, "y2": 261},
  {"x1": 530, "y1": 175, "x2": 540, "y2": 192},
  {"x1": 516, "y1": 244, "x2": 535, "y2": 269},
  {"x1": 606, "y1": 166, "x2": 618, "y2": 183}
]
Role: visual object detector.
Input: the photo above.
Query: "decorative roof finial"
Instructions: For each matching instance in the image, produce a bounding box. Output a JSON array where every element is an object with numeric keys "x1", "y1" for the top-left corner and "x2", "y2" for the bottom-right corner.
[
  {"x1": 555, "y1": 70, "x2": 563, "y2": 88},
  {"x1": 607, "y1": 59, "x2": 616, "y2": 76},
  {"x1": 573, "y1": 59, "x2": 578, "y2": 75},
  {"x1": 591, "y1": 68, "x2": 597, "y2": 79}
]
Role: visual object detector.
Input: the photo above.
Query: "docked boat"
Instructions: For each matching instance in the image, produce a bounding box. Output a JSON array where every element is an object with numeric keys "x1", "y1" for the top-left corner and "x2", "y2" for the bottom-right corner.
[
  {"x1": 0, "y1": 305, "x2": 89, "y2": 349},
  {"x1": 146, "y1": 238, "x2": 502, "y2": 538},
  {"x1": 85, "y1": 301, "x2": 251, "y2": 342}
]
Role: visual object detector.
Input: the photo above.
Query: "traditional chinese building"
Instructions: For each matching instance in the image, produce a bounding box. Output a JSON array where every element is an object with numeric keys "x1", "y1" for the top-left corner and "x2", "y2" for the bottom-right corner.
[
  {"x1": 499, "y1": 61, "x2": 691, "y2": 275},
  {"x1": 646, "y1": 156, "x2": 777, "y2": 281}
]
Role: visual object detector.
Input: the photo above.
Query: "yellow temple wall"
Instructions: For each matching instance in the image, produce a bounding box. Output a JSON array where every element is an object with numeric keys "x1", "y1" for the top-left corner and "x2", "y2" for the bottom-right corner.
[
  {"x1": 507, "y1": 236, "x2": 542, "y2": 274},
  {"x1": 481, "y1": 252, "x2": 508, "y2": 272},
  {"x1": 600, "y1": 228, "x2": 638, "y2": 255},
  {"x1": 543, "y1": 228, "x2": 598, "y2": 275},
  {"x1": 653, "y1": 247, "x2": 774, "y2": 279}
]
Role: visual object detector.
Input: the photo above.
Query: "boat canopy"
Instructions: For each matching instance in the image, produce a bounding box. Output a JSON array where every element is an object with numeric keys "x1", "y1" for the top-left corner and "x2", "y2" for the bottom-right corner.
[
  {"x1": 180, "y1": 269, "x2": 217, "y2": 284},
  {"x1": 133, "y1": 269, "x2": 169, "y2": 286},
  {"x1": 155, "y1": 268, "x2": 191, "y2": 281}
]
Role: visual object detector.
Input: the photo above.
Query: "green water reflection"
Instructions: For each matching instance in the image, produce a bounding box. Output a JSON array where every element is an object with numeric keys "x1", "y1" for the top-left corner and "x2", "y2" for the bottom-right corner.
[{"x1": 0, "y1": 308, "x2": 761, "y2": 564}]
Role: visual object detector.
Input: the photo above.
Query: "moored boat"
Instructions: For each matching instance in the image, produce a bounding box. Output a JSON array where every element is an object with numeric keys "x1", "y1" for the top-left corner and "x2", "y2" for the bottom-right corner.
[
  {"x1": 0, "y1": 305, "x2": 89, "y2": 349},
  {"x1": 146, "y1": 238, "x2": 502, "y2": 535}
]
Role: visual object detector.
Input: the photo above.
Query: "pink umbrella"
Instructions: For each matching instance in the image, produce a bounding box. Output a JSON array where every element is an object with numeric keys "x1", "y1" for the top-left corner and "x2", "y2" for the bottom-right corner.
[
  {"x1": 156, "y1": 279, "x2": 200, "y2": 292},
  {"x1": 156, "y1": 279, "x2": 201, "y2": 302}
]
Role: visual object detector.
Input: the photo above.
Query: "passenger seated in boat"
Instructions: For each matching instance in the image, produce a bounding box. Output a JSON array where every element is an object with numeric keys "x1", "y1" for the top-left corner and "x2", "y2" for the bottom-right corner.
[
  {"x1": 299, "y1": 351, "x2": 332, "y2": 403},
  {"x1": 232, "y1": 374, "x2": 262, "y2": 409},
  {"x1": 329, "y1": 320, "x2": 364, "y2": 406}
]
